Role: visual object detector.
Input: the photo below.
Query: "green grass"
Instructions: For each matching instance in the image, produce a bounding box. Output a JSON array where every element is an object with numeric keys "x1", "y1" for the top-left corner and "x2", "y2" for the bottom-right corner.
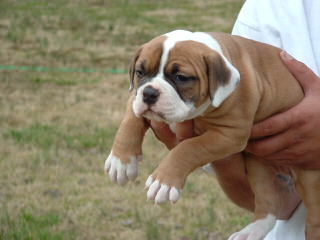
[
  {"x1": 0, "y1": 208, "x2": 75, "y2": 240},
  {"x1": 145, "y1": 218, "x2": 172, "y2": 240},
  {"x1": 5, "y1": 124, "x2": 60, "y2": 150},
  {"x1": 4, "y1": 123, "x2": 117, "y2": 151}
]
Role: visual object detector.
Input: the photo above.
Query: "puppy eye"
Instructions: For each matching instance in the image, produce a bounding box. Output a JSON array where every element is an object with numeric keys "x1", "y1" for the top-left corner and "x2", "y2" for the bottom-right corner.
[
  {"x1": 136, "y1": 70, "x2": 145, "y2": 78},
  {"x1": 175, "y1": 74, "x2": 191, "y2": 82}
]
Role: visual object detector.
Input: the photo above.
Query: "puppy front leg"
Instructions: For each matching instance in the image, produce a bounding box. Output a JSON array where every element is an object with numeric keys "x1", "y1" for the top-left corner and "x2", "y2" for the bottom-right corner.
[
  {"x1": 145, "y1": 128, "x2": 248, "y2": 204},
  {"x1": 105, "y1": 95, "x2": 149, "y2": 185}
]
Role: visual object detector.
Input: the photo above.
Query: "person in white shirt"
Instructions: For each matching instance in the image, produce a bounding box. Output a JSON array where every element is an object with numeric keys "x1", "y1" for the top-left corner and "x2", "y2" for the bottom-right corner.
[
  {"x1": 230, "y1": 0, "x2": 320, "y2": 239},
  {"x1": 151, "y1": 0, "x2": 320, "y2": 239}
]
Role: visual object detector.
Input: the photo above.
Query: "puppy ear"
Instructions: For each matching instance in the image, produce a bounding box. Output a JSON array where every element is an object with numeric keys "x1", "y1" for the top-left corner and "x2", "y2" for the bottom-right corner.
[
  {"x1": 129, "y1": 47, "x2": 143, "y2": 91},
  {"x1": 205, "y1": 53, "x2": 240, "y2": 107}
]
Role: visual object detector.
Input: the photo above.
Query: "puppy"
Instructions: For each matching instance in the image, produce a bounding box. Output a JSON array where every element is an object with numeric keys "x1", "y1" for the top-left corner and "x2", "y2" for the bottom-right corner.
[{"x1": 105, "y1": 30, "x2": 320, "y2": 240}]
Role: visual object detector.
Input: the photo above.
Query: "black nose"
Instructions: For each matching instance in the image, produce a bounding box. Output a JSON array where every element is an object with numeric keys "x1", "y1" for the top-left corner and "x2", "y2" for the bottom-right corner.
[{"x1": 143, "y1": 86, "x2": 160, "y2": 105}]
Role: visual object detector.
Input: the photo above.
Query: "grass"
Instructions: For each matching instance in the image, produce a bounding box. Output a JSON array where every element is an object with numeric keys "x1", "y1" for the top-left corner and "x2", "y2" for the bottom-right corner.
[
  {"x1": 4, "y1": 123, "x2": 117, "y2": 151},
  {"x1": 0, "y1": 0, "x2": 251, "y2": 239},
  {"x1": 1, "y1": 208, "x2": 75, "y2": 240}
]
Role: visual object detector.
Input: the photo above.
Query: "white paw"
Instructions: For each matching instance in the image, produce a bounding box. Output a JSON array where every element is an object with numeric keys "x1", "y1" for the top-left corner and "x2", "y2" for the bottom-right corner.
[
  {"x1": 228, "y1": 214, "x2": 276, "y2": 240},
  {"x1": 104, "y1": 151, "x2": 142, "y2": 185},
  {"x1": 145, "y1": 175, "x2": 180, "y2": 204}
]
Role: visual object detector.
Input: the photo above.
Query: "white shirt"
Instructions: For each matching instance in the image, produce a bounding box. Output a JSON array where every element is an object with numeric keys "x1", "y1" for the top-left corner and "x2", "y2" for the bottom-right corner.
[
  {"x1": 232, "y1": 0, "x2": 320, "y2": 239},
  {"x1": 232, "y1": 0, "x2": 319, "y2": 75}
]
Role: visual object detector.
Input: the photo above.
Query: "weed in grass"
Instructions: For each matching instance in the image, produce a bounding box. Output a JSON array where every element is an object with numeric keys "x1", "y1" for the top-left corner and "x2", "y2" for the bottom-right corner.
[
  {"x1": 145, "y1": 217, "x2": 172, "y2": 240},
  {"x1": 133, "y1": 207, "x2": 142, "y2": 226},
  {"x1": 65, "y1": 126, "x2": 117, "y2": 152},
  {"x1": 194, "y1": 196, "x2": 217, "y2": 230},
  {"x1": 205, "y1": 195, "x2": 217, "y2": 227},
  {"x1": 6, "y1": 21, "x2": 25, "y2": 45},
  {"x1": 4, "y1": 123, "x2": 117, "y2": 152},
  {"x1": 31, "y1": 76, "x2": 101, "y2": 86},
  {"x1": 0, "y1": 208, "x2": 74, "y2": 240},
  {"x1": 4, "y1": 124, "x2": 59, "y2": 150},
  {"x1": 184, "y1": 180, "x2": 196, "y2": 193}
]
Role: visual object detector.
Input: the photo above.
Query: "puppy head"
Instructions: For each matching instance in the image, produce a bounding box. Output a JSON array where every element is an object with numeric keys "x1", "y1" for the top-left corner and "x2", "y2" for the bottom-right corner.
[{"x1": 129, "y1": 30, "x2": 240, "y2": 123}]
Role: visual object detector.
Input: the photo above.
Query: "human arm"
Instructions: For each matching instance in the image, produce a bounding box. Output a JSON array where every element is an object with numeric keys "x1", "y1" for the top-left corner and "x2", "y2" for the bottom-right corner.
[{"x1": 150, "y1": 120, "x2": 194, "y2": 149}]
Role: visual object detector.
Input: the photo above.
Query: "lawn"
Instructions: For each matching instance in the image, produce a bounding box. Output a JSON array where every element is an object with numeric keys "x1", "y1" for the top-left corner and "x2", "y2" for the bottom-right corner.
[{"x1": 0, "y1": 0, "x2": 250, "y2": 239}]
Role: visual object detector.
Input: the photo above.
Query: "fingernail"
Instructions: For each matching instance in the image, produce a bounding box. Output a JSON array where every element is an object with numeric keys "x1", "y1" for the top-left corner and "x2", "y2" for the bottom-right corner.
[{"x1": 281, "y1": 51, "x2": 294, "y2": 61}]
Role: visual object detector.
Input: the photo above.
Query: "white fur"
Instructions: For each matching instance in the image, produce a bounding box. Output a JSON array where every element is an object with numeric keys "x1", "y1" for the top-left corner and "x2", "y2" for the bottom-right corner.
[
  {"x1": 145, "y1": 175, "x2": 180, "y2": 204},
  {"x1": 169, "y1": 187, "x2": 180, "y2": 203},
  {"x1": 228, "y1": 214, "x2": 276, "y2": 240},
  {"x1": 105, "y1": 151, "x2": 141, "y2": 185},
  {"x1": 146, "y1": 179, "x2": 160, "y2": 199},
  {"x1": 145, "y1": 175, "x2": 153, "y2": 187}
]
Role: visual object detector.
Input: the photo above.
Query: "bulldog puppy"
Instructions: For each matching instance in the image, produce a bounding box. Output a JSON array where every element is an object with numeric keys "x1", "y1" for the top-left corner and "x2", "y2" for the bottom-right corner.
[{"x1": 105, "y1": 30, "x2": 320, "y2": 240}]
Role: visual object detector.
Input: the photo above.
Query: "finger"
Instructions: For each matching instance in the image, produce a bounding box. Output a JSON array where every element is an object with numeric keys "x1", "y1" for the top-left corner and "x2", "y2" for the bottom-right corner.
[
  {"x1": 250, "y1": 109, "x2": 296, "y2": 139},
  {"x1": 260, "y1": 150, "x2": 308, "y2": 168},
  {"x1": 246, "y1": 128, "x2": 303, "y2": 157},
  {"x1": 262, "y1": 144, "x2": 316, "y2": 168},
  {"x1": 280, "y1": 51, "x2": 320, "y2": 94},
  {"x1": 262, "y1": 148, "x2": 299, "y2": 165},
  {"x1": 176, "y1": 120, "x2": 194, "y2": 142}
]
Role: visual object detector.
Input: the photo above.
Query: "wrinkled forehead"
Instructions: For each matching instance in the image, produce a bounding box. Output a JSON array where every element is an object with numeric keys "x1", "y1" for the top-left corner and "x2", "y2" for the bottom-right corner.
[
  {"x1": 137, "y1": 30, "x2": 222, "y2": 72},
  {"x1": 163, "y1": 30, "x2": 222, "y2": 55}
]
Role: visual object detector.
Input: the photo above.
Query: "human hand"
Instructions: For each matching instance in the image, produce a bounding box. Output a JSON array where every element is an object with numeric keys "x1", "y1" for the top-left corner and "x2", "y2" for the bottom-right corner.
[
  {"x1": 246, "y1": 51, "x2": 320, "y2": 169},
  {"x1": 150, "y1": 120, "x2": 194, "y2": 150}
]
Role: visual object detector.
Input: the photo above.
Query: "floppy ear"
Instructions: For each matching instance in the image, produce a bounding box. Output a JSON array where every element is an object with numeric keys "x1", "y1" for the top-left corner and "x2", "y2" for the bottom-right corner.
[
  {"x1": 129, "y1": 47, "x2": 143, "y2": 91},
  {"x1": 205, "y1": 52, "x2": 240, "y2": 107}
]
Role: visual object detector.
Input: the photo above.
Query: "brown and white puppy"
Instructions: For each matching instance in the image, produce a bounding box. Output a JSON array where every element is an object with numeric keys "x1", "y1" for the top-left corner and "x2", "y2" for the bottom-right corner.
[{"x1": 105, "y1": 30, "x2": 320, "y2": 240}]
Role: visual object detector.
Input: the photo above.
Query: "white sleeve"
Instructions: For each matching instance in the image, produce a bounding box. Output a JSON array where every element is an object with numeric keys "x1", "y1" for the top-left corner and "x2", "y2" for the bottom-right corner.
[
  {"x1": 232, "y1": 20, "x2": 281, "y2": 47},
  {"x1": 231, "y1": 0, "x2": 319, "y2": 74},
  {"x1": 231, "y1": 0, "x2": 282, "y2": 48}
]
